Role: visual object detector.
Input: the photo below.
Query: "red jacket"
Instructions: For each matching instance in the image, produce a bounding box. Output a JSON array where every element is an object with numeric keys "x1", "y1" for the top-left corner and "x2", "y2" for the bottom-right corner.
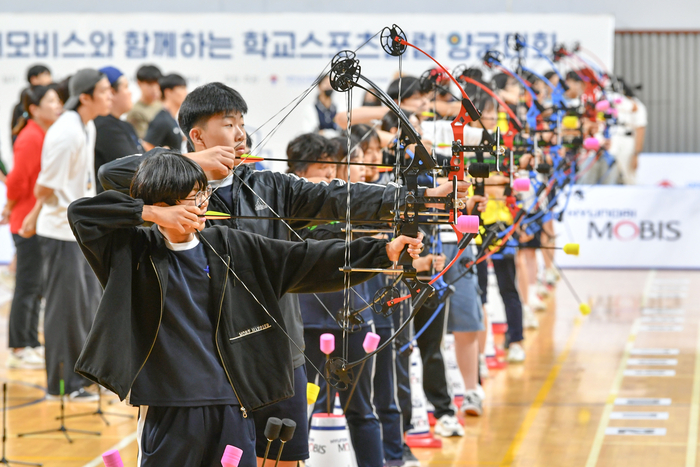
[{"x1": 5, "y1": 119, "x2": 45, "y2": 234}]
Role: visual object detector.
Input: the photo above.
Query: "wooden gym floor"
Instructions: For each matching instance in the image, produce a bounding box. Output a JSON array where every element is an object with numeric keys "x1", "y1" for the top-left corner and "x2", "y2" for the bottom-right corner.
[{"x1": 0, "y1": 267, "x2": 696, "y2": 466}]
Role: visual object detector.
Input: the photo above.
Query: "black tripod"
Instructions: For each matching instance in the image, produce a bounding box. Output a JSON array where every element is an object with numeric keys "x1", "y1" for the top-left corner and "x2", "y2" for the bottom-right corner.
[
  {"x1": 18, "y1": 363, "x2": 100, "y2": 443},
  {"x1": 0, "y1": 383, "x2": 41, "y2": 466},
  {"x1": 57, "y1": 386, "x2": 133, "y2": 426}
]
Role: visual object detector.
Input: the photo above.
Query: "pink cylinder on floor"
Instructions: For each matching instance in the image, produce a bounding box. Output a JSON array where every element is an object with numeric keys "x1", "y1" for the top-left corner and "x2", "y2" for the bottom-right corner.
[
  {"x1": 221, "y1": 445, "x2": 243, "y2": 467},
  {"x1": 363, "y1": 332, "x2": 381, "y2": 353},
  {"x1": 102, "y1": 450, "x2": 124, "y2": 467},
  {"x1": 595, "y1": 100, "x2": 610, "y2": 112},
  {"x1": 456, "y1": 215, "x2": 479, "y2": 234},
  {"x1": 320, "y1": 333, "x2": 335, "y2": 355},
  {"x1": 512, "y1": 178, "x2": 530, "y2": 192},
  {"x1": 583, "y1": 137, "x2": 600, "y2": 151}
]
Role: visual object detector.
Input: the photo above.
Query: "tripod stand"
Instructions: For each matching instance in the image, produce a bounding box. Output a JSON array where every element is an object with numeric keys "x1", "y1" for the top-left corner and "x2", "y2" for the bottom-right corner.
[
  {"x1": 0, "y1": 383, "x2": 41, "y2": 466},
  {"x1": 58, "y1": 386, "x2": 133, "y2": 426},
  {"x1": 18, "y1": 363, "x2": 100, "y2": 443}
]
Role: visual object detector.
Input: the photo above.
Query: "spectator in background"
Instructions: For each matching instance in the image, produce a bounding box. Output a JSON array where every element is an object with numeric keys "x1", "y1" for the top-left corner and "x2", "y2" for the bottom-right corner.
[
  {"x1": 2, "y1": 84, "x2": 63, "y2": 370},
  {"x1": 285, "y1": 133, "x2": 336, "y2": 182},
  {"x1": 126, "y1": 64, "x2": 163, "y2": 139},
  {"x1": 94, "y1": 66, "x2": 143, "y2": 190},
  {"x1": 143, "y1": 73, "x2": 187, "y2": 152},
  {"x1": 11, "y1": 65, "x2": 52, "y2": 142},
  {"x1": 27, "y1": 69, "x2": 113, "y2": 400}
]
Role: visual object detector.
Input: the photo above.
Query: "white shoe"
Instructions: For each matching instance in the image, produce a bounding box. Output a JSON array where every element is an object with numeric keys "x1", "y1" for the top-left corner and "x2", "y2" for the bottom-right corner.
[
  {"x1": 507, "y1": 343, "x2": 526, "y2": 363},
  {"x1": 7, "y1": 348, "x2": 44, "y2": 370},
  {"x1": 528, "y1": 285, "x2": 547, "y2": 311},
  {"x1": 536, "y1": 282, "x2": 550, "y2": 299},
  {"x1": 523, "y1": 305, "x2": 539, "y2": 329},
  {"x1": 479, "y1": 354, "x2": 490, "y2": 379},
  {"x1": 475, "y1": 384, "x2": 486, "y2": 400},
  {"x1": 434, "y1": 414, "x2": 464, "y2": 437},
  {"x1": 68, "y1": 388, "x2": 99, "y2": 403},
  {"x1": 32, "y1": 346, "x2": 45, "y2": 359},
  {"x1": 545, "y1": 267, "x2": 559, "y2": 285},
  {"x1": 461, "y1": 390, "x2": 483, "y2": 417}
]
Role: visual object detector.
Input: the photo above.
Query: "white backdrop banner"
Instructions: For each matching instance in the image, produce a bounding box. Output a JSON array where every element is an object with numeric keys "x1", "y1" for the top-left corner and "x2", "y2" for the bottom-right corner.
[
  {"x1": 0, "y1": 183, "x2": 12, "y2": 264},
  {"x1": 555, "y1": 186, "x2": 699, "y2": 269},
  {"x1": 637, "y1": 153, "x2": 700, "y2": 188},
  {"x1": 0, "y1": 13, "x2": 614, "y2": 171}
]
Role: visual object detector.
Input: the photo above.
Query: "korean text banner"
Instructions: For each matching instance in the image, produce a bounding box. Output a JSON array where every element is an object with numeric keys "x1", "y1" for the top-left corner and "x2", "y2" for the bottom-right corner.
[
  {"x1": 0, "y1": 13, "x2": 614, "y2": 170},
  {"x1": 554, "y1": 186, "x2": 700, "y2": 269}
]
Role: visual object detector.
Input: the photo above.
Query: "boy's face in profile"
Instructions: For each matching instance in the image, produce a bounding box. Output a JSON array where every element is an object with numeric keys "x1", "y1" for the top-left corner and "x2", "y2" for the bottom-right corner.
[
  {"x1": 155, "y1": 188, "x2": 209, "y2": 237},
  {"x1": 195, "y1": 111, "x2": 247, "y2": 155}
]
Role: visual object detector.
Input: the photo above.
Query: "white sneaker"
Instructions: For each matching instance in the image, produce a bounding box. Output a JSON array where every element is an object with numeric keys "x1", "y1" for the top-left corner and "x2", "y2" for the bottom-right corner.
[
  {"x1": 536, "y1": 282, "x2": 550, "y2": 299},
  {"x1": 545, "y1": 267, "x2": 559, "y2": 285},
  {"x1": 528, "y1": 285, "x2": 547, "y2": 311},
  {"x1": 434, "y1": 414, "x2": 464, "y2": 437},
  {"x1": 461, "y1": 390, "x2": 483, "y2": 417},
  {"x1": 7, "y1": 348, "x2": 44, "y2": 370},
  {"x1": 32, "y1": 346, "x2": 45, "y2": 359},
  {"x1": 479, "y1": 354, "x2": 490, "y2": 379},
  {"x1": 507, "y1": 343, "x2": 526, "y2": 363},
  {"x1": 523, "y1": 305, "x2": 539, "y2": 329},
  {"x1": 68, "y1": 388, "x2": 99, "y2": 403},
  {"x1": 475, "y1": 384, "x2": 486, "y2": 400}
]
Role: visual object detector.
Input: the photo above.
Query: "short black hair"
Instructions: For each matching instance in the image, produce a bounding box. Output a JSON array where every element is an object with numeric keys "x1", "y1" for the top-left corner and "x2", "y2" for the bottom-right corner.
[
  {"x1": 27, "y1": 64, "x2": 50, "y2": 83},
  {"x1": 159, "y1": 73, "x2": 187, "y2": 94},
  {"x1": 286, "y1": 133, "x2": 335, "y2": 174},
  {"x1": 130, "y1": 150, "x2": 209, "y2": 206},
  {"x1": 136, "y1": 65, "x2": 163, "y2": 83},
  {"x1": 387, "y1": 76, "x2": 424, "y2": 101},
  {"x1": 544, "y1": 71, "x2": 558, "y2": 81},
  {"x1": 349, "y1": 124, "x2": 380, "y2": 150},
  {"x1": 566, "y1": 70, "x2": 583, "y2": 82},
  {"x1": 178, "y1": 82, "x2": 248, "y2": 148},
  {"x1": 492, "y1": 73, "x2": 509, "y2": 91},
  {"x1": 381, "y1": 109, "x2": 414, "y2": 132},
  {"x1": 330, "y1": 135, "x2": 362, "y2": 163}
]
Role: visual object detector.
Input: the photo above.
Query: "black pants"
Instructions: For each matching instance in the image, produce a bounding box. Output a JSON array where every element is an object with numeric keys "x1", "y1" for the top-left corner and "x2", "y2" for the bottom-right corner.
[
  {"x1": 372, "y1": 326, "x2": 403, "y2": 462},
  {"x1": 305, "y1": 328, "x2": 383, "y2": 467},
  {"x1": 9, "y1": 234, "x2": 42, "y2": 349},
  {"x1": 39, "y1": 237, "x2": 101, "y2": 395},
  {"x1": 393, "y1": 300, "x2": 413, "y2": 433},
  {"x1": 477, "y1": 257, "x2": 523, "y2": 344},
  {"x1": 414, "y1": 295, "x2": 454, "y2": 419},
  {"x1": 138, "y1": 405, "x2": 257, "y2": 467}
]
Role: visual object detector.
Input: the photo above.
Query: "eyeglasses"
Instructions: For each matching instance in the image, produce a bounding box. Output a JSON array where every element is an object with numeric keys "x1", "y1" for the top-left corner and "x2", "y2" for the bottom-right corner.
[{"x1": 184, "y1": 185, "x2": 213, "y2": 207}]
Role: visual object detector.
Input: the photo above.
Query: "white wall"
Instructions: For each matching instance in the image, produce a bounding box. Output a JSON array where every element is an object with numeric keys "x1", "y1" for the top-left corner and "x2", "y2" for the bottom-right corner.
[{"x1": 0, "y1": 0, "x2": 696, "y2": 30}]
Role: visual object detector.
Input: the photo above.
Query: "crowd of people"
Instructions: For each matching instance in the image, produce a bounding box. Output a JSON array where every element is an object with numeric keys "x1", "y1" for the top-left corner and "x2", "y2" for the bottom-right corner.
[{"x1": 0, "y1": 56, "x2": 647, "y2": 467}]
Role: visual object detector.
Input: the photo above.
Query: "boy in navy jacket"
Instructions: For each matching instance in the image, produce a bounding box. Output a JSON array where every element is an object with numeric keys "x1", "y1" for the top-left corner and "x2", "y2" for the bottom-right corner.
[{"x1": 68, "y1": 151, "x2": 422, "y2": 466}]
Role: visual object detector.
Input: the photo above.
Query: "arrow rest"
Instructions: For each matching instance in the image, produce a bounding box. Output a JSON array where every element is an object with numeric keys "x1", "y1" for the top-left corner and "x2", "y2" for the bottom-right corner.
[{"x1": 335, "y1": 308, "x2": 365, "y2": 333}]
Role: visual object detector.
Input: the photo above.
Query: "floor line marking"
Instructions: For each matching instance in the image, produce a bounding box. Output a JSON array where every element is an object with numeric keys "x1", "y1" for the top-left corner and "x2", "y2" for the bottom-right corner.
[
  {"x1": 686, "y1": 321, "x2": 700, "y2": 467},
  {"x1": 584, "y1": 319, "x2": 640, "y2": 467},
  {"x1": 81, "y1": 431, "x2": 137, "y2": 467},
  {"x1": 498, "y1": 317, "x2": 583, "y2": 467}
]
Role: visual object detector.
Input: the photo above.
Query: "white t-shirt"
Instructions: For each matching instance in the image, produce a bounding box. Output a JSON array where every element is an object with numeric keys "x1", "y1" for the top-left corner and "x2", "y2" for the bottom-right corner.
[
  {"x1": 421, "y1": 120, "x2": 482, "y2": 158},
  {"x1": 36, "y1": 110, "x2": 97, "y2": 242}
]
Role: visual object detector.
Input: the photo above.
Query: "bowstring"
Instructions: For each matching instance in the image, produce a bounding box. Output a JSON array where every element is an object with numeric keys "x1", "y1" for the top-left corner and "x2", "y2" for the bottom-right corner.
[{"x1": 342, "y1": 86, "x2": 353, "y2": 366}]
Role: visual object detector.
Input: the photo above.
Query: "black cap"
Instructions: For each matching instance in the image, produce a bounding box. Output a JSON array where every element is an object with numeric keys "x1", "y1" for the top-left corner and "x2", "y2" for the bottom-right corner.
[
  {"x1": 264, "y1": 417, "x2": 283, "y2": 441},
  {"x1": 566, "y1": 71, "x2": 583, "y2": 82},
  {"x1": 279, "y1": 419, "x2": 297, "y2": 442}
]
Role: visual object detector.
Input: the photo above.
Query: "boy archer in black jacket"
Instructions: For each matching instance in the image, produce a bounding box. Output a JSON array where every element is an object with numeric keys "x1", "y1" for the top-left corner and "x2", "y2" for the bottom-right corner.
[{"x1": 67, "y1": 151, "x2": 422, "y2": 467}]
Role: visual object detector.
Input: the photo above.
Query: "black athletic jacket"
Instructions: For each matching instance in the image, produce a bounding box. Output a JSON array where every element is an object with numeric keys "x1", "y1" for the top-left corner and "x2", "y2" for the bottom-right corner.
[
  {"x1": 97, "y1": 149, "x2": 403, "y2": 367},
  {"x1": 68, "y1": 191, "x2": 391, "y2": 415}
]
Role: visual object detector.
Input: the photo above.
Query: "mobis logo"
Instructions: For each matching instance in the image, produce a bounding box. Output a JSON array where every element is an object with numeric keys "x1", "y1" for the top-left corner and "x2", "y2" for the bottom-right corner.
[{"x1": 587, "y1": 219, "x2": 681, "y2": 242}]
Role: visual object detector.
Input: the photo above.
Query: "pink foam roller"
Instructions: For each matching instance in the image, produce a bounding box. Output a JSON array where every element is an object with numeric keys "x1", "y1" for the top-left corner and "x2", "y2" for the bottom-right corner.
[
  {"x1": 456, "y1": 215, "x2": 479, "y2": 234},
  {"x1": 221, "y1": 445, "x2": 243, "y2": 467},
  {"x1": 512, "y1": 177, "x2": 530, "y2": 192},
  {"x1": 102, "y1": 450, "x2": 124, "y2": 467},
  {"x1": 595, "y1": 100, "x2": 610, "y2": 111},
  {"x1": 583, "y1": 137, "x2": 600, "y2": 151},
  {"x1": 363, "y1": 332, "x2": 381, "y2": 354},
  {"x1": 320, "y1": 333, "x2": 335, "y2": 355}
]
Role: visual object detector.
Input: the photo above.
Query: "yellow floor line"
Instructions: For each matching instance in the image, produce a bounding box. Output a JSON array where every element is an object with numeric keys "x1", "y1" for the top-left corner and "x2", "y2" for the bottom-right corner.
[
  {"x1": 686, "y1": 322, "x2": 700, "y2": 467},
  {"x1": 584, "y1": 319, "x2": 640, "y2": 467},
  {"x1": 498, "y1": 316, "x2": 584, "y2": 467}
]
